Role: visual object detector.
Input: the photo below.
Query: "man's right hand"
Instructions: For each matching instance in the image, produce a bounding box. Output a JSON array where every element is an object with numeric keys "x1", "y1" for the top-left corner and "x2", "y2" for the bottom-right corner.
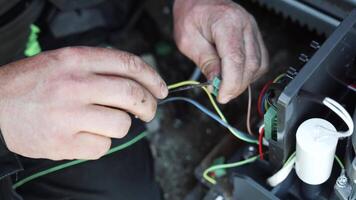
[{"x1": 0, "y1": 47, "x2": 168, "y2": 160}]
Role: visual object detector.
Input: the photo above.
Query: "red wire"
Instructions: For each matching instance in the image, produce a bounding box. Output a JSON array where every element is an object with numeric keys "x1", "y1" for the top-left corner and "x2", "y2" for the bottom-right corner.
[
  {"x1": 258, "y1": 128, "x2": 265, "y2": 160},
  {"x1": 257, "y1": 80, "x2": 273, "y2": 117}
]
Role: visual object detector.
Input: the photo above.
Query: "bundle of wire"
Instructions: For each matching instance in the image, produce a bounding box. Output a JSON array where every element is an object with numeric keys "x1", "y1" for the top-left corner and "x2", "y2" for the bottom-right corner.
[
  {"x1": 13, "y1": 80, "x2": 257, "y2": 189},
  {"x1": 166, "y1": 80, "x2": 257, "y2": 144},
  {"x1": 257, "y1": 74, "x2": 286, "y2": 117},
  {"x1": 166, "y1": 81, "x2": 261, "y2": 185}
]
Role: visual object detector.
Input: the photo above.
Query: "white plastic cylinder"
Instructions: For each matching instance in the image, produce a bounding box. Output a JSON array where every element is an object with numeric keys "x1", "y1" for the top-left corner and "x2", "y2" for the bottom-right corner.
[{"x1": 295, "y1": 118, "x2": 338, "y2": 185}]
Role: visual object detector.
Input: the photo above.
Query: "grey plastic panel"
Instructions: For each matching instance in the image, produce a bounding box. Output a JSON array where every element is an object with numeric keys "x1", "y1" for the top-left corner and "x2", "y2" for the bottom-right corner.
[{"x1": 270, "y1": 10, "x2": 356, "y2": 167}]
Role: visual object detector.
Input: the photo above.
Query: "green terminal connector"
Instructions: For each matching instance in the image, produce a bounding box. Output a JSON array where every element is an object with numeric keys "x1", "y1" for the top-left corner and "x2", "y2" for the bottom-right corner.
[
  {"x1": 264, "y1": 106, "x2": 278, "y2": 140},
  {"x1": 211, "y1": 76, "x2": 221, "y2": 97},
  {"x1": 24, "y1": 24, "x2": 41, "y2": 57},
  {"x1": 211, "y1": 157, "x2": 226, "y2": 178}
]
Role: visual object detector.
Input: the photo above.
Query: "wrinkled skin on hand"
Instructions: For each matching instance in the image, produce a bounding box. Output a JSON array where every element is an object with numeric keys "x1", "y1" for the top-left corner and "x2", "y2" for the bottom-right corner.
[
  {"x1": 0, "y1": 47, "x2": 168, "y2": 160},
  {"x1": 174, "y1": 0, "x2": 269, "y2": 103}
]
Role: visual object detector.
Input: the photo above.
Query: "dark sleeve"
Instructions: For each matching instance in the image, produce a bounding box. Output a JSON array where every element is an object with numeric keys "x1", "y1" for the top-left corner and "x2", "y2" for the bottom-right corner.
[
  {"x1": 168, "y1": 0, "x2": 174, "y2": 9},
  {"x1": 0, "y1": 131, "x2": 23, "y2": 181}
]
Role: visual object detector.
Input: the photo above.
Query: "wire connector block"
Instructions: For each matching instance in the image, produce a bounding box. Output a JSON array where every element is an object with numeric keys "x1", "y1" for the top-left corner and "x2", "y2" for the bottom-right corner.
[
  {"x1": 212, "y1": 77, "x2": 221, "y2": 97},
  {"x1": 264, "y1": 106, "x2": 277, "y2": 140}
]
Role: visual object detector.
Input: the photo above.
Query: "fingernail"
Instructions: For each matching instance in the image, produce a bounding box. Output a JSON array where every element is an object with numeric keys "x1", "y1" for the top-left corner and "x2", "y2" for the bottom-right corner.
[{"x1": 160, "y1": 82, "x2": 168, "y2": 98}]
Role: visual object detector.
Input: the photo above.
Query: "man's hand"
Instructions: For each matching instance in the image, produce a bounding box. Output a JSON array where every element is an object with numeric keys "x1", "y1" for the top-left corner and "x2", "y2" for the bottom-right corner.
[
  {"x1": 174, "y1": 0, "x2": 268, "y2": 103},
  {"x1": 0, "y1": 47, "x2": 168, "y2": 160}
]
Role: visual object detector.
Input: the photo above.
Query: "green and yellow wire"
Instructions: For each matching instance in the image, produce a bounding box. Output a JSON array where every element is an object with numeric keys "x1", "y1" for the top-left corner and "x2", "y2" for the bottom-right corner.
[
  {"x1": 203, "y1": 155, "x2": 259, "y2": 184},
  {"x1": 13, "y1": 131, "x2": 147, "y2": 189}
]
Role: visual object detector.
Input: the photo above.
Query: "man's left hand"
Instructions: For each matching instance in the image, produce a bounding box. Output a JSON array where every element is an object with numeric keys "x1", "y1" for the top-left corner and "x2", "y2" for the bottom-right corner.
[{"x1": 174, "y1": 0, "x2": 268, "y2": 103}]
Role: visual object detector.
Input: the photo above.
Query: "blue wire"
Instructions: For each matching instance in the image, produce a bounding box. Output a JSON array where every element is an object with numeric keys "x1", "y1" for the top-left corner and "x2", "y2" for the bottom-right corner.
[{"x1": 159, "y1": 97, "x2": 257, "y2": 143}]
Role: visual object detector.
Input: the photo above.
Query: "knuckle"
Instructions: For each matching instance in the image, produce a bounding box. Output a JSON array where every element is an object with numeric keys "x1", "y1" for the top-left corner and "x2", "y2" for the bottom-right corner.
[
  {"x1": 55, "y1": 47, "x2": 84, "y2": 66},
  {"x1": 45, "y1": 78, "x2": 74, "y2": 100},
  {"x1": 125, "y1": 81, "x2": 145, "y2": 101},
  {"x1": 222, "y1": 41, "x2": 245, "y2": 58},
  {"x1": 228, "y1": 50, "x2": 245, "y2": 66},
  {"x1": 215, "y1": 4, "x2": 235, "y2": 15},
  {"x1": 124, "y1": 53, "x2": 144, "y2": 74},
  {"x1": 224, "y1": 7, "x2": 237, "y2": 18},
  {"x1": 217, "y1": 5, "x2": 244, "y2": 22},
  {"x1": 46, "y1": 74, "x2": 88, "y2": 101}
]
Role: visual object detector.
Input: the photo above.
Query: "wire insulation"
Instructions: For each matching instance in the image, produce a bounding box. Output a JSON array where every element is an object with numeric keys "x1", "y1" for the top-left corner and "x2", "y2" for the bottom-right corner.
[
  {"x1": 273, "y1": 73, "x2": 286, "y2": 83},
  {"x1": 13, "y1": 131, "x2": 147, "y2": 189},
  {"x1": 159, "y1": 97, "x2": 257, "y2": 144},
  {"x1": 257, "y1": 80, "x2": 273, "y2": 117},
  {"x1": 267, "y1": 153, "x2": 296, "y2": 187},
  {"x1": 335, "y1": 155, "x2": 345, "y2": 170},
  {"x1": 203, "y1": 155, "x2": 259, "y2": 184},
  {"x1": 168, "y1": 80, "x2": 200, "y2": 90},
  {"x1": 167, "y1": 81, "x2": 258, "y2": 144},
  {"x1": 258, "y1": 127, "x2": 265, "y2": 160},
  {"x1": 246, "y1": 86, "x2": 253, "y2": 135},
  {"x1": 322, "y1": 97, "x2": 354, "y2": 137}
]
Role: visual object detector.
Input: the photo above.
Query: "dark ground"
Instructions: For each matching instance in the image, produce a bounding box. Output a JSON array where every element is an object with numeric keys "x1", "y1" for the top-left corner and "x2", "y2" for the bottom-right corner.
[{"x1": 118, "y1": 1, "x2": 325, "y2": 199}]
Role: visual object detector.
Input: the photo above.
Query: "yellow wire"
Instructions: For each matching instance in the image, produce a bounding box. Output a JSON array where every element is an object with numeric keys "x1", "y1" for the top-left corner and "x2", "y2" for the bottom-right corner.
[
  {"x1": 168, "y1": 81, "x2": 226, "y2": 121},
  {"x1": 167, "y1": 80, "x2": 260, "y2": 184},
  {"x1": 167, "y1": 80, "x2": 257, "y2": 144},
  {"x1": 167, "y1": 80, "x2": 200, "y2": 90},
  {"x1": 201, "y1": 86, "x2": 226, "y2": 122},
  {"x1": 273, "y1": 73, "x2": 285, "y2": 83}
]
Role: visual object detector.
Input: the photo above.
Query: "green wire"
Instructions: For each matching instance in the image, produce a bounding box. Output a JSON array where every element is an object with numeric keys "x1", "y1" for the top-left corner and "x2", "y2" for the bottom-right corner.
[
  {"x1": 13, "y1": 131, "x2": 147, "y2": 189},
  {"x1": 283, "y1": 152, "x2": 296, "y2": 167},
  {"x1": 335, "y1": 155, "x2": 345, "y2": 170},
  {"x1": 203, "y1": 155, "x2": 259, "y2": 185}
]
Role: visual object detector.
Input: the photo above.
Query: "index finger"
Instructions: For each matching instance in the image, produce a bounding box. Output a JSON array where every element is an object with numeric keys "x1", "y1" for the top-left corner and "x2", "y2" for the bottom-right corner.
[
  {"x1": 61, "y1": 47, "x2": 168, "y2": 99},
  {"x1": 213, "y1": 22, "x2": 246, "y2": 103}
]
